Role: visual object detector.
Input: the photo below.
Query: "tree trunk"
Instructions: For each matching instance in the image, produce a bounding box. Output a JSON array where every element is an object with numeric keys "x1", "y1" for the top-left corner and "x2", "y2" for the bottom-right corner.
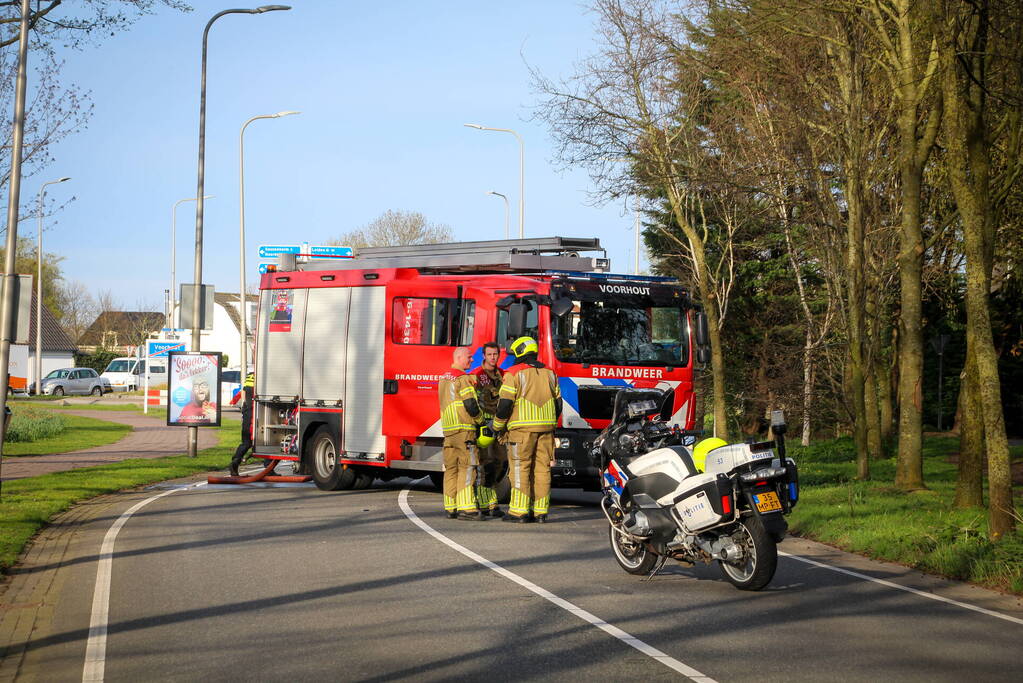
[
  {"x1": 865, "y1": 359, "x2": 883, "y2": 459},
  {"x1": 954, "y1": 347, "x2": 984, "y2": 508},
  {"x1": 878, "y1": 354, "x2": 895, "y2": 452},
  {"x1": 939, "y1": 1, "x2": 1015, "y2": 537}
]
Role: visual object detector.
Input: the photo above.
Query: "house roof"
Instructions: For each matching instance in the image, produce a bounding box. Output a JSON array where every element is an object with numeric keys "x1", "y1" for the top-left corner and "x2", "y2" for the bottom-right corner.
[
  {"x1": 214, "y1": 292, "x2": 259, "y2": 334},
  {"x1": 79, "y1": 311, "x2": 165, "y2": 347},
  {"x1": 28, "y1": 290, "x2": 77, "y2": 353}
]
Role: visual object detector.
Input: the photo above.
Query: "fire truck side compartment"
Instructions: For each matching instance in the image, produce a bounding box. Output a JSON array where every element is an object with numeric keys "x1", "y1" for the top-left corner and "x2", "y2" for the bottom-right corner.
[
  {"x1": 303, "y1": 287, "x2": 350, "y2": 402},
  {"x1": 256, "y1": 288, "x2": 308, "y2": 398},
  {"x1": 343, "y1": 286, "x2": 386, "y2": 456}
]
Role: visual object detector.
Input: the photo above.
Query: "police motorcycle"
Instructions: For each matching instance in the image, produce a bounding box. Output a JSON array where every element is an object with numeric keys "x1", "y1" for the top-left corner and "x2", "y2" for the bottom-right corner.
[{"x1": 593, "y1": 388, "x2": 799, "y2": 591}]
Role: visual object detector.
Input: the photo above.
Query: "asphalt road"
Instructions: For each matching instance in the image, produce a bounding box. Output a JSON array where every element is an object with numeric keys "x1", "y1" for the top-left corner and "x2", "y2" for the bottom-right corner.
[{"x1": 4, "y1": 475, "x2": 1022, "y2": 682}]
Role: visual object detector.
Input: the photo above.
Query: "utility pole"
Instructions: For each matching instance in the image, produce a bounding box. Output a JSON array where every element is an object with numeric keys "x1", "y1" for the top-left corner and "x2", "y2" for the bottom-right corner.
[{"x1": 0, "y1": 0, "x2": 33, "y2": 494}]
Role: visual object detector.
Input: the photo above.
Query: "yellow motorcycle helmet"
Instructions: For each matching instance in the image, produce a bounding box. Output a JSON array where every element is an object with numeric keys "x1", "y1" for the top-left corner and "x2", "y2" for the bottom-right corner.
[
  {"x1": 510, "y1": 336, "x2": 538, "y2": 357},
  {"x1": 692, "y1": 437, "x2": 728, "y2": 472}
]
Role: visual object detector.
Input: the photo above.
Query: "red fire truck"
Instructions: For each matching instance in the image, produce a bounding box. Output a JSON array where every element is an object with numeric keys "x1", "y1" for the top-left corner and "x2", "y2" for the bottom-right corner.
[{"x1": 252, "y1": 237, "x2": 709, "y2": 492}]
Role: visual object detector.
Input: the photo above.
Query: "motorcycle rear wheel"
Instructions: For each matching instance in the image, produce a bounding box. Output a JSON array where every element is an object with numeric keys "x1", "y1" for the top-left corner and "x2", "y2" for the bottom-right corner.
[
  {"x1": 608, "y1": 524, "x2": 658, "y2": 575},
  {"x1": 717, "y1": 516, "x2": 778, "y2": 591}
]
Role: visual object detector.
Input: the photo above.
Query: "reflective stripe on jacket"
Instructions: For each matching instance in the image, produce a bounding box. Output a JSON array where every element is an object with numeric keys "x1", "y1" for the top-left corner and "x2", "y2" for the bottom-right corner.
[
  {"x1": 439, "y1": 366, "x2": 479, "y2": 435},
  {"x1": 493, "y1": 363, "x2": 560, "y2": 432}
]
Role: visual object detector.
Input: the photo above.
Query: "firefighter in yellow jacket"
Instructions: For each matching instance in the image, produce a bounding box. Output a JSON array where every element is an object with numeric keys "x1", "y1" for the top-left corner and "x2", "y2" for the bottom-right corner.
[
  {"x1": 492, "y1": 336, "x2": 562, "y2": 523},
  {"x1": 438, "y1": 347, "x2": 485, "y2": 520}
]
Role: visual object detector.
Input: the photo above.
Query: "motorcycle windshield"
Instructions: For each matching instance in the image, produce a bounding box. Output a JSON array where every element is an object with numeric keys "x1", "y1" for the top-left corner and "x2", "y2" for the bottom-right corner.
[{"x1": 550, "y1": 289, "x2": 690, "y2": 368}]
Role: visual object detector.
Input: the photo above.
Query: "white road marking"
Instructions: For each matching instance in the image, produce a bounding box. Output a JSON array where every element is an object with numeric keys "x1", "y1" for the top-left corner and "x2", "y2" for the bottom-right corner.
[
  {"x1": 779, "y1": 551, "x2": 1023, "y2": 626},
  {"x1": 398, "y1": 486, "x2": 716, "y2": 682},
  {"x1": 82, "y1": 480, "x2": 209, "y2": 682}
]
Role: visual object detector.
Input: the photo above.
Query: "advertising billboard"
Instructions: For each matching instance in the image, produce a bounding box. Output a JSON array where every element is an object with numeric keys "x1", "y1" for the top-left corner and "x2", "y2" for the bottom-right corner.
[{"x1": 167, "y1": 351, "x2": 222, "y2": 427}]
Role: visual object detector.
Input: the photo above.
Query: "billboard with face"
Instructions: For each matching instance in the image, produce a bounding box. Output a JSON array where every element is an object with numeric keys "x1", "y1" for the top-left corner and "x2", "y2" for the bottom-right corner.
[{"x1": 167, "y1": 351, "x2": 222, "y2": 427}]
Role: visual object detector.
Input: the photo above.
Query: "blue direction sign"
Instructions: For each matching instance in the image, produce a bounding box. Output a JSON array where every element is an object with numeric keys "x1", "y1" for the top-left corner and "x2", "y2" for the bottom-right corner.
[
  {"x1": 258, "y1": 244, "x2": 301, "y2": 259},
  {"x1": 258, "y1": 263, "x2": 273, "y2": 274},
  {"x1": 147, "y1": 340, "x2": 188, "y2": 358},
  {"x1": 309, "y1": 245, "x2": 353, "y2": 257}
]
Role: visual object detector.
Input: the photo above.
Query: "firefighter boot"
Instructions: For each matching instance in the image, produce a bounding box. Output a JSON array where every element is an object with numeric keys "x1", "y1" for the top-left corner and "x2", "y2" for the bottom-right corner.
[{"x1": 229, "y1": 463, "x2": 239, "y2": 477}]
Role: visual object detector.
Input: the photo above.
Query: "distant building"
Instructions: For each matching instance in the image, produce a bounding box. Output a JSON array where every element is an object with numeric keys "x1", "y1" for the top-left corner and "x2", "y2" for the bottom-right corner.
[
  {"x1": 78, "y1": 311, "x2": 166, "y2": 355},
  {"x1": 7, "y1": 291, "x2": 77, "y2": 392}
]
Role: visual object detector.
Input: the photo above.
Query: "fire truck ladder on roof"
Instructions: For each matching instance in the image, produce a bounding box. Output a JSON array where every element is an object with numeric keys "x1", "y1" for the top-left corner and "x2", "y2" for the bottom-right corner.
[{"x1": 284, "y1": 236, "x2": 610, "y2": 275}]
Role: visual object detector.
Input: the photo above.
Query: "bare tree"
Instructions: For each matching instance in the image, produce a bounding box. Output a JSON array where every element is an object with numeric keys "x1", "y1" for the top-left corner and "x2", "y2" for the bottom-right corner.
[
  {"x1": 57, "y1": 279, "x2": 96, "y2": 343},
  {"x1": 331, "y1": 210, "x2": 453, "y2": 249},
  {"x1": 95, "y1": 288, "x2": 118, "y2": 314},
  {"x1": 534, "y1": 0, "x2": 744, "y2": 437}
]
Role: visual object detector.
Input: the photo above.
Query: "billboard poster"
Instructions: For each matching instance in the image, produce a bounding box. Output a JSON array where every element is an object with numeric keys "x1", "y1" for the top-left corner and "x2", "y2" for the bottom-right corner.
[
  {"x1": 167, "y1": 352, "x2": 222, "y2": 427},
  {"x1": 269, "y1": 290, "x2": 293, "y2": 332}
]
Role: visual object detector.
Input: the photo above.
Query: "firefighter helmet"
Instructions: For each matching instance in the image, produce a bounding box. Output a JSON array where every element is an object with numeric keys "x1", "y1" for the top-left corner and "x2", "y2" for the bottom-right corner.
[
  {"x1": 510, "y1": 336, "x2": 538, "y2": 358},
  {"x1": 692, "y1": 437, "x2": 728, "y2": 472}
]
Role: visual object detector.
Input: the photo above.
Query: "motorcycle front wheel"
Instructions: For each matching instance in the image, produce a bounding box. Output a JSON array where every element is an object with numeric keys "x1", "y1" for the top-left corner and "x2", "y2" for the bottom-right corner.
[
  {"x1": 717, "y1": 516, "x2": 778, "y2": 591},
  {"x1": 608, "y1": 524, "x2": 658, "y2": 575}
]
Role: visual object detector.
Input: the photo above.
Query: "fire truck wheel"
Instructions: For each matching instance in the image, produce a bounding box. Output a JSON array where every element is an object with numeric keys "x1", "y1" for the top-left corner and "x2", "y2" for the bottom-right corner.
[
  {"x1": 352, "y1": 469, "x2": 374, "y2": 490},
  {"x1": 428, "y1": 472, "x2": 445, "y2": 491},
  {"x1": 310, "y1": 426, "x2": 355, "y2": 491}
]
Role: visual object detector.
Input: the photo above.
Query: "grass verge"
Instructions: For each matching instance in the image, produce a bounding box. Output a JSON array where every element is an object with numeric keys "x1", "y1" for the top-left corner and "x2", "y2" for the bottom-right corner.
[
  {"x1": 787, "y1": 436, "x2": 1023, "y2": 595},
  {"x1": 3, "y1": 413, "x2": 132, "y2": 456},
  {"x1": 0, "y1": 418, "x2": 238, "y2": 572}
]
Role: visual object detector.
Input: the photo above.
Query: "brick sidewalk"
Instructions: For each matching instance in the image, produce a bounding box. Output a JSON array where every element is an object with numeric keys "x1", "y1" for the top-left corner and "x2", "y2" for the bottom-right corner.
[{"x1": 0, "y1": 410, "x2": 221, "y2": 482}]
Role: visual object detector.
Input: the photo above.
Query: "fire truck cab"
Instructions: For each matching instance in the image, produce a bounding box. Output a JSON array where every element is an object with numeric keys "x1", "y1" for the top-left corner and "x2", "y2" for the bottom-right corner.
[{"x1": 252, "y1": 237, "x2": 708, "y2": 493}]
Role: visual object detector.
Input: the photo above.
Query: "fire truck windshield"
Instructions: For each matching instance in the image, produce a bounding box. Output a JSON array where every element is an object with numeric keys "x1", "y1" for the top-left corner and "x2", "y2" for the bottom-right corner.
[{"x1": 551, "y1": 300, "x2": 689, "y2": 367}]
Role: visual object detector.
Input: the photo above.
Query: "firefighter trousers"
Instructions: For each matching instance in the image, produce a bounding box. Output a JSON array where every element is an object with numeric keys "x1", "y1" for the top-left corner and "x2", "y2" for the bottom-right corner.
[
  {"x1": 505, "y1": 430, "x2": 554, "y2": 517},
  {"x1": 443, "y1": 431, "x2": 480, "y2": 513},
  {"x1": 476, "y1": 442, "x2": 506, "y2": 511}
]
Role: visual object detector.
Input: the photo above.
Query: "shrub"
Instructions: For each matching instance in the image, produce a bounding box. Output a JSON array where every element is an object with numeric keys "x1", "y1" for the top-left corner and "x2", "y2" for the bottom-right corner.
[{"x1": 4, "y1": 408, "x2": 69, "y2": 442}]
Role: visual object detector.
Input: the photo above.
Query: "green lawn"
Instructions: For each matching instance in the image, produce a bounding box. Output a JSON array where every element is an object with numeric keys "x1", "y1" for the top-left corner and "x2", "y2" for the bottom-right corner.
[
  {"x1": 0, "y1": 419, "x2": 239, "y2": 572},
  {"x1": 787, "y1": 436, "x2": 1023, "y2": 594},
  {"x1": 3, "y1": 413, "x2": 132, "y2": 456}
]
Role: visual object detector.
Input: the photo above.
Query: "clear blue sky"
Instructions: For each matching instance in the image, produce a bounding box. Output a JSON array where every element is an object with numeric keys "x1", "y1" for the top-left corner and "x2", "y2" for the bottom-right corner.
[{"x1": 39, "y1": 1, "x2": 641, "y2": 312}]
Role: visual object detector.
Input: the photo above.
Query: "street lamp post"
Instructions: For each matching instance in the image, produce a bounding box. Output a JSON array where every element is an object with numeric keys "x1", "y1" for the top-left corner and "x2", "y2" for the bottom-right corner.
[
  {"x1": 464, "y1": 123, "x2": 524, "y2": 238},
  {"x1": 36, "y1": 177, "x2": 70, "y2": 394},
  {"x1": 188, "y1": 4, "x2": 290, "y2": 457},
  {"x1": 485, "y1": 190, "x2": 509, "y2": 240},
  {"x1": 239, "y1": 110, "x2": 299, "y2": 380},
  {"x1": 171, "y1": 195, "x2": 213, "y2": 329}
]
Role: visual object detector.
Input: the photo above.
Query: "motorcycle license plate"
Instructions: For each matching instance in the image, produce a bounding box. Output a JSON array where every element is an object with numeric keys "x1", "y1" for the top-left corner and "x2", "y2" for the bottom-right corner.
[{"x1": 753, "y1": 491, "x2": 782, "y2": 512}]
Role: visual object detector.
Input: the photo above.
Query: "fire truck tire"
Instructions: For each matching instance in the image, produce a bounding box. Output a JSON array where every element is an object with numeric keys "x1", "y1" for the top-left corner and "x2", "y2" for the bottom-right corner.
[
  {"x1": 310, "y1": 426, "x2": 355, "y2": 491},
  {"x1": 428, "y1": 472, "x2": 445, "y2": 491},
  {"x1": 352, "y1": 469, "x2": 374, "y2": 489}
]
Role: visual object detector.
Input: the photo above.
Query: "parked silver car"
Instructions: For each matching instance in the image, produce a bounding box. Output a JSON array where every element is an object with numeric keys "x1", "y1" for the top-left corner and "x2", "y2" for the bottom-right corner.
[{"x1": 40, "y1": 368, "x2": 112, "y2": 396}]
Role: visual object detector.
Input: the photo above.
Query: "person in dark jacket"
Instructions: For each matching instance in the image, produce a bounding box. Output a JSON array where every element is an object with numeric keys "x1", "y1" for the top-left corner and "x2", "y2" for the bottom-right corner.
[{"x1": 229, "y1": 373, "x2": 255, "y2": 476}]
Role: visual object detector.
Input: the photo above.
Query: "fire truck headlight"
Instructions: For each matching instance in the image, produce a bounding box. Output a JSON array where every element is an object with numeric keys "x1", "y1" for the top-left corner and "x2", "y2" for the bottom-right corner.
[{"x1": 556, "y1": 437, "x2": 572, "y2": 450}]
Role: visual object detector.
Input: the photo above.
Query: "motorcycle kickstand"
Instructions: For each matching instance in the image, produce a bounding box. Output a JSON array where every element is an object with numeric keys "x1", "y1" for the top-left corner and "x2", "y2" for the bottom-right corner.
[{"x1": 641, "y1": 554, "x2": 669, "y2": 582}]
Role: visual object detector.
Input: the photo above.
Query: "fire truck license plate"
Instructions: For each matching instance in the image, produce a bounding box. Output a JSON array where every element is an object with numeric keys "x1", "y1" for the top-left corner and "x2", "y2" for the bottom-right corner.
[{"x1": 754, "y1": 491, "x2": 782, "y2": 513}]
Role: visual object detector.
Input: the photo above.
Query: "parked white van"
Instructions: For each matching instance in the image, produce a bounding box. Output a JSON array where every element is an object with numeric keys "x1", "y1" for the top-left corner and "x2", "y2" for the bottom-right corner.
[{"x1": 101, "y1": 357, "x2": 168, "y2": 392}]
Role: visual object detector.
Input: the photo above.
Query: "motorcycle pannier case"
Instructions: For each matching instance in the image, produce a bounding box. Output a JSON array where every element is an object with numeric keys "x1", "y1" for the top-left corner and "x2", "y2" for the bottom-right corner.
[{"x1": 670, "y1": 473, "x2": 732, "y2": 532}]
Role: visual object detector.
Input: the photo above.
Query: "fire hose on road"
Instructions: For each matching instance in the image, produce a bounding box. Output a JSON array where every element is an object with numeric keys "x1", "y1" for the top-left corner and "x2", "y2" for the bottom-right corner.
[{"x1": 207, "y1": 460, "x2": 312, "y2": 485}]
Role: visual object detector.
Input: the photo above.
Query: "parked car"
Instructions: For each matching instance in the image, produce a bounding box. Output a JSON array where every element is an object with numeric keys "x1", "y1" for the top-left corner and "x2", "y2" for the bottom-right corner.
[
  {"x1": 40, "y1": 368, "x2": 112, "y2": 396},
  {"x1": 101, "y1": 357, "x2": 168, "y2": 392}
]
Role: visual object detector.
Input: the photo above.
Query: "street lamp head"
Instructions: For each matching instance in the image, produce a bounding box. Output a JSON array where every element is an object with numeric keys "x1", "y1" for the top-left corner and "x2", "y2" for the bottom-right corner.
[
  {"x1": 274, "y1": 110, "x2": 301, "y2": 117},
  {"x1": 57, "y1": 177, "x2": 71, "y2": 183},
  {"x1": 463, "y1": 123, "x2": 484, "y2": 130},
  {"x1": 255, "y1": 5, "x2": 291, "y2": 12}
]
